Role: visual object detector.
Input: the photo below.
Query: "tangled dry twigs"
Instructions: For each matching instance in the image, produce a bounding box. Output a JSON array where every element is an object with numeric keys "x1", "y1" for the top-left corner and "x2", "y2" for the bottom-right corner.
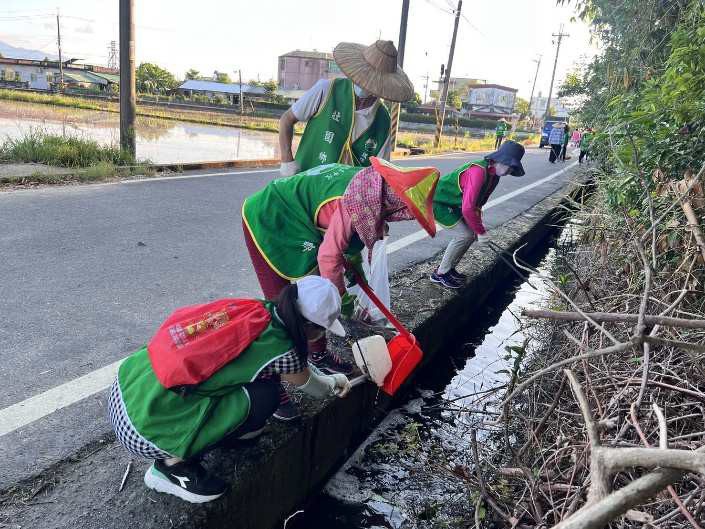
[{"x1": 463, "y1": 168, "x2": 705, "y2": 528}]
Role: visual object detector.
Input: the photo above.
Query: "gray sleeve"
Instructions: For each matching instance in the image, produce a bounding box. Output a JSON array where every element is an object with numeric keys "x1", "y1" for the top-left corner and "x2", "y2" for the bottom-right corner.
[{"x1": 291, "y1": 79, "x2": 329, "y2": 122}]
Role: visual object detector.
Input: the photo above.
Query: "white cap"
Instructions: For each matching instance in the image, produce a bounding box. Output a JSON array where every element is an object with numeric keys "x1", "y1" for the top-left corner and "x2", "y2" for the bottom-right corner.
[{"x1": 296, "y1": 276, "x2": 346, "y2": 337}]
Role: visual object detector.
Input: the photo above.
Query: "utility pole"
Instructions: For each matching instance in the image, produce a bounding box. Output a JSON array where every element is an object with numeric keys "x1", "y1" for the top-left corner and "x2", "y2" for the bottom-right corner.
[
  {"x1": 238, "y1": 69, "x2": 243, "y2": 116},
  {"x1": 434, "y1": 0, "x2": 462, "y2": 148},
  {"x1": 528, "y1": 55, "x2": 541, "y2": 124},
  {"x1": 56, "y1": 10, "x2": 64, "y2": 91},
  {"x1": 544, "y1": 26, "x2": 569, "y2": 121},
  {"x1": 119, "y1": 0, "x2": 136, "y2": 158},
  {"x1": 422, "y1": 73, "x2": 430, "y2": 103},
  {"x1": 389, "y1": 0, "x2": 410, "y2": 153}
]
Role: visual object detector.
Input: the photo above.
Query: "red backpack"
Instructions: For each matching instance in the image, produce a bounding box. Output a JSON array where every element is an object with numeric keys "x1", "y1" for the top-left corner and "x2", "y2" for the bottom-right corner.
[{"x1": 147, "y1": 299, "x2": 271, "y2": 392}]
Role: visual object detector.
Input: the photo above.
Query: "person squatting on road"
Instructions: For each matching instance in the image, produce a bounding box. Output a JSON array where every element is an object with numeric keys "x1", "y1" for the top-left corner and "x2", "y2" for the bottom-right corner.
[
  {"x1": 494, "y1": 118, "x2": 509, "y2": 149},
  {"x1": 108, "y1": 276, "x2": 351, "y2": 503},
  {"x1": 241, "y1": 158, "x2": 439, "y2": 419},
  {"x1": 548, "y1": 122, "x2": 565, "y2": 163},
  {"x1": 429, "y1": 140, "x2": 526, "y2": 289},
  {"x1": 278, "y1": 40, "x2": 414, "y2": 177}
]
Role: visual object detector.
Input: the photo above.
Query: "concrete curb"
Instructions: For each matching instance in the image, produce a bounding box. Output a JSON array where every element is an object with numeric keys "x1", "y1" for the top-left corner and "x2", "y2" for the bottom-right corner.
[{"x1": 0, "y1": 174, "x2": 588, "y2": 529}]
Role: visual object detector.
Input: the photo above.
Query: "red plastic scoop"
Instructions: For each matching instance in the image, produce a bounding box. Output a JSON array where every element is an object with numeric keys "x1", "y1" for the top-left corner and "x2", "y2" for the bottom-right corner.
[{"x1": 347, "y1": 267, "x2": 423, "y2": 395}]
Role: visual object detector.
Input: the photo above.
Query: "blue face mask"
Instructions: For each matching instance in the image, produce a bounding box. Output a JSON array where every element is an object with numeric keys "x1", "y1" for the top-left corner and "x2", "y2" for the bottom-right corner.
[{"x1": 354, "y1": 84, "x2": 371, "y2": 99}]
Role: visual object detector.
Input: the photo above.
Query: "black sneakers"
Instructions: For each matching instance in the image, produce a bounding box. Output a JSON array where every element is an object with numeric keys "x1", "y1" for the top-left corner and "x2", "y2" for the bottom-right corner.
[
  {"x1": 272, "y1": 399, "x2": 301, "y2": 421},
  {"x1": 310, "y1": 350, "x2": 354, "y2": 376},
  {"x1": 447, "y1": 268, "x2": 467, "y2": 282},
  {"x1": 430, "y1": 271, "x2": 462, "y2": 289},
  {"x1": 144, "y1": 459, "x2": 228, "y2": 503}
]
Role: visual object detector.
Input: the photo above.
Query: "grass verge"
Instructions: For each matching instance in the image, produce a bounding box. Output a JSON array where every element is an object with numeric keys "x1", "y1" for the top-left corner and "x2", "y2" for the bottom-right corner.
[
  {"x1": 398, "y1": 132, "x2": 540, "y2": 154},
  {"x1": 0, "y1": 130, "x2": 154, "y2": 186}
]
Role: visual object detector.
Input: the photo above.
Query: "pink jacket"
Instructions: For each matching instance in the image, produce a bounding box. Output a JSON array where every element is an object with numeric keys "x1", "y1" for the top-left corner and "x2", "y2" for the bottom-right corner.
[
  {"x1": 316, "y1": 199, "x2": 352, "y2": 293},
  {"x1": 459, "y1": 164, "x2": 498, "y2": 235}
]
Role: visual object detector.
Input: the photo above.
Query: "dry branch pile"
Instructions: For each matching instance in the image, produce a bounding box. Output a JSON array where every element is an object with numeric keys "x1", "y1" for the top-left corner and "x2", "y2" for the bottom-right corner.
[{"x1": 462, "y1": 168, "x2": 705, "y2": 528}]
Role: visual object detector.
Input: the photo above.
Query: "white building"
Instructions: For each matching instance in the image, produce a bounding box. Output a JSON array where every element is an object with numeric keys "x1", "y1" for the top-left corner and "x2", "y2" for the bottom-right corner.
[
  {"x1": 530, "y1": 92, "x2": 570, "y2": 118},
  {"x1": 462, "y1": 84, "x2": 517, "y2": 118},
  {"x1": 0, "y1": 57, "x2": 119, "y2": 92}
]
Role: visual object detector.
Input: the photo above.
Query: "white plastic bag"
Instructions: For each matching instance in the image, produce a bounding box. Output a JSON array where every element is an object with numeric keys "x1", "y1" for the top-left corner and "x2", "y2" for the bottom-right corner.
[{"x1": 347, "y1": 238, "x2": 390, "y2": 322}]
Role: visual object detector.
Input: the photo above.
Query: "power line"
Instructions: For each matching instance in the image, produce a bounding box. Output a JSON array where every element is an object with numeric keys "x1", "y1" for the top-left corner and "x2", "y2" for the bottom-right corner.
[{"x1": 423, "y1": 0, "x2": 454, "y2": 15}]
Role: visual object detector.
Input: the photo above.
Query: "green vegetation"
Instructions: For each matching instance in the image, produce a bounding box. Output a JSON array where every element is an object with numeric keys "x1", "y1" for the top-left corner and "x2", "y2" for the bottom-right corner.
[
  {"x1": 0, "y1": 131, "x2": 156, "y2": 185},
  {"x1": 398, "y1": 131, "x2": 539, "y2": 155},
  {"x1": 399, "y1": 111, "x2": 513, "y2": 131},
  {"x1": 0, "y1": 130, "x2": 132, "y2": 168},
  {"x1": 136, "y1": 62, "x2": 178, "y2": 94},
  {"x1": 0, "y1": 89, "x2": 111, "y2": 112},
  {"x1": 514, "y1": 96, "x2": 531, "y2": 121},
  {"x1": 557, "y1": 0, "x2": 705, "y2": 210}
]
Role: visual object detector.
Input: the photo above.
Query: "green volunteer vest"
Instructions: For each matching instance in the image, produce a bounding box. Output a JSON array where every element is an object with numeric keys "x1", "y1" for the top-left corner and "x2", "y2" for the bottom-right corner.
[
  {"x1": 433, "y1": 159, "x2": 497, "y2": 228},
  {"x1": 117, "y1": 301, "x2": 292, "y2": 459},
  {"x1": 242, "y1": 163, "x2": 364, "y2": 279},
  {"x1": 580, "y1": 132, "x2": 593, "y2": 150},
  {"x1": 295, "y1": 78, "x2": 391, "y2": 171},
  {"x1": 495, "y1": 121, "x2": 508, "y2": 137},
  {"x1": 350, "y1": 100, "x2": 391, "y2": 166}
]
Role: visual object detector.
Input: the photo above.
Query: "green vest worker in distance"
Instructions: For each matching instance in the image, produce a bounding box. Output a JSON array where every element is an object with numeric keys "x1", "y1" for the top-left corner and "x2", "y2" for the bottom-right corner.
[
  {"x1": 494, "y1": 118, "x2": 509, "y2": 149},
  {"x1": 430, "y1": 140, "x2": 526, "y2": 289},
  {"x1": 242, "y1": 159, "x2": 439, "y2": 419},
  {"x1": 278, "y1": 40, "x2": 414, "y2": 177},
  {"x1": 109, "y1": 276, "x2": 350, "y2": 504}
]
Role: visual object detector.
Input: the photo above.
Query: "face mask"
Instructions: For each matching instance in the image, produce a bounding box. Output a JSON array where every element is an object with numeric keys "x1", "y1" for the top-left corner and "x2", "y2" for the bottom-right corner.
[
  {"x1": 494, "y1": 162, "x2": 511, "y2": 176},
  {"x1": 354, "y1": 84, "x2": 371, "y2": 98}
]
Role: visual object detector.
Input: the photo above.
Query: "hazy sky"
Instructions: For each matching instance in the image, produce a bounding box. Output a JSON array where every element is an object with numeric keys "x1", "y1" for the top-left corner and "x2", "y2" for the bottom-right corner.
[{"x1": 1, "y1": 0, "x2": 597, "y2": 100}]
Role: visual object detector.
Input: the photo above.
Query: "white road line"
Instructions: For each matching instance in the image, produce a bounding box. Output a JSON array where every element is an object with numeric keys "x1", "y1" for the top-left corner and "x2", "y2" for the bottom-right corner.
[
  {"x1": 120, "y1": 167, "x2": 277, "y2": 184},
  {"x1": 0, "y1": 360, "x2": 123, "y2": 437},
  {"x1": 386, "y1": 161, "x2": 578, "y2": 255},
  {"x1": 0, "y1": 159, "x2": 577, "y2": 437}
]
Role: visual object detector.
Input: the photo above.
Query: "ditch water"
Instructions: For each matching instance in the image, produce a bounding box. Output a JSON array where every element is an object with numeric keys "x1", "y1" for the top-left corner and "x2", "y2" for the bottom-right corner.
[
  {"x1": 0, "y1": 100, "x2": 290, "y2": 164},
  {"x1": 286, "y1": 227, "x2": 577, "y2": 529}
]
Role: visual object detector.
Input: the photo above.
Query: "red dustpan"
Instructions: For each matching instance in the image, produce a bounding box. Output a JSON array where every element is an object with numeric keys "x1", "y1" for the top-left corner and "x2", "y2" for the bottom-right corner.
[{"x1": 348, "y1": 267, "x2": 423, "y2": 396}]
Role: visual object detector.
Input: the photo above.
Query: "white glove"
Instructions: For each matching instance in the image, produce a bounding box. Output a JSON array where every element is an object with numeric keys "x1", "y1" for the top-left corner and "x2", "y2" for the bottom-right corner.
[
  {"x1": 331, "y1": 373, "x2": 351, "y2": 397},
  {"x1": 476, "y1": 233, "x2": 491, "y2": 245},
  {"x1": 279, "y1": 160, "x2": 300, "y2": 177},
  {"x1": 299, "y1": 365, "x2": 350, "y2": 398}
]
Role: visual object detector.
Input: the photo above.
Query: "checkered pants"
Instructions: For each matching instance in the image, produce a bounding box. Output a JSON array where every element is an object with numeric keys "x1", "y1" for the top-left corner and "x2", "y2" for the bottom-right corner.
[{"x1": 108, "y1": 379, "x2": 171, "y2": 460}]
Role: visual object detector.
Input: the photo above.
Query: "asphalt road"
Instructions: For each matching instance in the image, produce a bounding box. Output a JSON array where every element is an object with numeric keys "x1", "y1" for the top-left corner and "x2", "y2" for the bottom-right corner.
[{"x1": 0, "y1": 147, "x2": 578, "y2": 487}]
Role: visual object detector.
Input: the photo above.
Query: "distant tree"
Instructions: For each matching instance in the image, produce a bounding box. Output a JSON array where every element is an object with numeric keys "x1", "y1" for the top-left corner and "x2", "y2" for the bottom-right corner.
[
  {"x1": 248, "y1": 79, "x2": 262, "y2": 87},
  {"x1": 447, "y1": 90, "x2": 463, "y2": 110},
  {"x1": 514, "y1": 97, "x2": 530, "y2": 120},
  {"x1": 136, "y1": 62, "x2": 177, "y2": 94},
  {"x1": 214, "y1": 71, "x2": 232, "y2": 84},
  {"x1": 185, "y1": 69, "x2": 200, "y2": 80},
  {"x1": 262, "y1": 80, "x2": 277, "y2": 94},
  {"x1": 558, "y1": 70, "x2": 586, "y2": 98}
]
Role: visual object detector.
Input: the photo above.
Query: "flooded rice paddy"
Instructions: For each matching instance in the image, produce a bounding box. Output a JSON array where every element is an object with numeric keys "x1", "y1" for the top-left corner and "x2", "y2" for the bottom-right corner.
[{"x1": 0, "y1": 100, "x2": 290, "y2": 164}]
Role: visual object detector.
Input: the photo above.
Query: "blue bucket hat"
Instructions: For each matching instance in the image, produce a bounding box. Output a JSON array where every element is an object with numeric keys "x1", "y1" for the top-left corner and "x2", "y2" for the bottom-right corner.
[{"x1": 485, "y1": 140, "x2": 526, "y2": 177}]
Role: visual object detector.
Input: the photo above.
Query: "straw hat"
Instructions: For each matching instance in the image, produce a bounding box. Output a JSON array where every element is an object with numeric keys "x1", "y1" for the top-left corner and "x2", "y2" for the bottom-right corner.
[{"x1": 333, "y1": 40, "x2": 414, "y2": 102}]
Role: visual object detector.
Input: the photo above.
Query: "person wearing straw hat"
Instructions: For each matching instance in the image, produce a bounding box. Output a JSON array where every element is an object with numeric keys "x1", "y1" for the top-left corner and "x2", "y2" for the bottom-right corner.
[
  {"x1": 430, "y1": 141, "x2": 526, "y2": 289},
  {"x1": 494, "y1": 118, "x2": 509, "y2": 149},
  {"x1": 242, "y1": 158, "x2": 439, "y2": 419},
  {"x1": 108, "y1": 276, "x2": 351, "y2": 503},
  {"x1": 547, "y1": 121, "x2": 565, "y2": 163},
  {"x1": 278, "y1": 40, "x2": 414, "y2": 177}
]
